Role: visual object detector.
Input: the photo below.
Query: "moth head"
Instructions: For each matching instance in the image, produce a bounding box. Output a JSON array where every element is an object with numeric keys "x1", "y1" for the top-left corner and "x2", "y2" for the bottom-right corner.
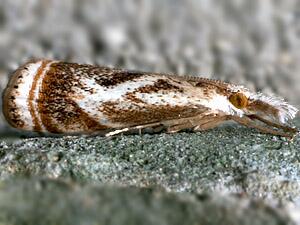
[{"x1": 228, "y1": 90, "x2": 298, "y2": 125}]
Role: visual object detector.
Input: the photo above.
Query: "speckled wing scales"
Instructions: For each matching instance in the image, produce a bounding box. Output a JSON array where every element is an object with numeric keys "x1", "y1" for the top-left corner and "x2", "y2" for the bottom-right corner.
[
  {"x1": 3, "y1": 59, "x2": 298, "y2": 138},
  {"x1": 3, "y1": 60, "x2": 216, "y2": 134}
]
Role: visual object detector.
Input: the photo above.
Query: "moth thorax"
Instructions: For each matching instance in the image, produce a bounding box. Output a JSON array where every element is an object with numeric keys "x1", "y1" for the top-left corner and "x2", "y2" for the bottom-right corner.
[{"x1": 229, "y1": 92, "x2": 248, "y2": 109}]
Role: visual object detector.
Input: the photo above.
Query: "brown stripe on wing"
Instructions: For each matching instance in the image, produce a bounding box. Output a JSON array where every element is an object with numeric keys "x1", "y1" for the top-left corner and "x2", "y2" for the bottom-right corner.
[
  {"x1": 28, "y1": 60, "x2": 51, "y2": 131},
  {"x1": 38, "y1": 63, "x2": 108, "y2": 133},
  {"x1": 180, "y1": 76, "x2": 233, "y2": 96},
  {"x1": 132, "y1": 78, "x2": 184, "y2": 94},
  {"x1": 93, "y1": 70, "x2": 146, "y2": 87},
  {"x1": 101, "y1": 101, "x2": 208, "y2": 126},
  {"x1": 122, "y1": 78, "x2": 186, "y2": 105},
  {"x1": 39, "y1": 98, "x2": 108, "y2": 133},
  {"x1": 47, "y1": 61, "x2": 147, "y2": 88},
  {"x1": 184, "y1": 76, "x2": 232, "y2": 88},
  {"x1": 194, "y1": 81, "x2": 230, "y2": 96}
]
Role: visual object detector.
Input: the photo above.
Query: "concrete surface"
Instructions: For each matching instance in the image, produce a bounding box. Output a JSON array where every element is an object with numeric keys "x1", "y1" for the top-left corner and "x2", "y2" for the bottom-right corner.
[
  {"x1": 0, "y1": 119, "x2": 299, "y2": 224},
  {"x1": 0, "y1": 177, "x2": 295, "y2": 225},
  {"x1": 0, "y1": 119, "x2": 299, "y2": 200}
]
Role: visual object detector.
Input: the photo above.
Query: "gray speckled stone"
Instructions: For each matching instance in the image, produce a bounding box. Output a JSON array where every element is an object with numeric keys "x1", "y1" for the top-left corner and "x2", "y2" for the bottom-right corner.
[
  {"x1": 1, "y1": 119, "x2": 299, "y2": 204},
  {"x1": 0, "y1": 178, "x2": 295, "y2": 225}
]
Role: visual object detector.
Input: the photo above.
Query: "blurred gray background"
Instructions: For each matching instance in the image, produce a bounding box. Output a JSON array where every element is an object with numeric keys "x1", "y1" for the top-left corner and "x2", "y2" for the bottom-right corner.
[{"x1": 0, "y1": 0, "x2": 299, "y2": 133}]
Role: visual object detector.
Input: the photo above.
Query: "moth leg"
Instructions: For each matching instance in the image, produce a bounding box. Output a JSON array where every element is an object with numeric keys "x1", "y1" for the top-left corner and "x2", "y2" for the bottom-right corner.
[
  {"x1": 165, "y1": 113, "x2": 214, "y2": 133},
  {"x1": 105, "y1": 128, "x2": 131, "y2": 136},
  {"x1": 230, "y1": 116, "x2": 293, "y2": 138},
  {"x1": 166, "y1": 120, "x2": 195, "y2": 133},
  {"x1": 193, "y1": 115, "x2": 229, "y2": 131},
  {"x1": 105, "y1": 122, "x2": 163, "y2": 137},
  {"x1": 106, "y1": 114, "x2": 214, "y2": 136},
  {"x1": 247, "y1": 114, "x2": 298, "y2": 134},
  {"x1": 166, "y1": 114, "x2": 228, "y2": 133}
]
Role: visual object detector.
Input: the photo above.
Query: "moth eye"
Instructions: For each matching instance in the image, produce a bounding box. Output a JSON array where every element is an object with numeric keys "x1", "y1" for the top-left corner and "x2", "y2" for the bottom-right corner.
[{"x1": 229, "y1": 92, "x2": 248, "y2": 109}]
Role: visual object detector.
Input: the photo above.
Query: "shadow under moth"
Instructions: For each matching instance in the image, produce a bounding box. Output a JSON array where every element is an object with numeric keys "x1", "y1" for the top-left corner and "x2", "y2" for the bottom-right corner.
[{"x1": 2, "y1": 59, "x2": 299, "y2": 139}]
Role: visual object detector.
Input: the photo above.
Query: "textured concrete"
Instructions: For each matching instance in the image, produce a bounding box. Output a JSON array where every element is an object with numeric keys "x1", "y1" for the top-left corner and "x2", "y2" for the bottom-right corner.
[
  {"x1": 0, "y1": 178, "x2": 295, "y2": 225},
  {"x1": 1, "y1": 119, "x2": 299, "y2": 200},
  {"x1": 0, "y1": 114, "x2": 299, "y2": 224}
]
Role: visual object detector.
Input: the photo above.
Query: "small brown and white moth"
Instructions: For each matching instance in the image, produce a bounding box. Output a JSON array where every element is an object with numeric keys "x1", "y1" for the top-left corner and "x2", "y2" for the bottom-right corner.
[{"x1": 2, "y1": 59, "x2": 299, "y2": 138}]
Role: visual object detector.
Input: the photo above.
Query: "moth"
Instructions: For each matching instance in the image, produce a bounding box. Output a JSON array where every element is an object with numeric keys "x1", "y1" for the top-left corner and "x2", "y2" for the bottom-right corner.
[{"x1": 2, "y1": 59, "x2": 299, "y2": 138}]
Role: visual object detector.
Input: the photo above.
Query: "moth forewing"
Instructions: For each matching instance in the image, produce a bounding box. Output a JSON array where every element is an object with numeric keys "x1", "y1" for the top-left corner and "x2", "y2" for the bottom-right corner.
[{"x1": 2, "y1": 59, "x2": 299, "y2": 138}]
